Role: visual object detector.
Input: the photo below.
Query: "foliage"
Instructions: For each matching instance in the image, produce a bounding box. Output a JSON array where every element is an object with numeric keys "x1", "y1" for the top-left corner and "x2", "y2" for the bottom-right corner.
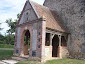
[
  {"x1": 24, "y1": 36, "x2": 30, "y2": 48},
  {"x1": 0, "y1": 34, "x2": 5, "y2": 44},
  {"x1": 0, "y1": 13, "x2": 20, "y2": 45},
  {"x1": 0, "y1": 44, "x2": 14, "y2": 48},
  {"x1": 5, "y1": 34, "x2": 15, "y2": 45},
  {"x1": 5, "y1": 13, "x2": 20, "y2": 34},
  {"x1": 0, "y1": 50, "x2": 13, "y2": 60},
  {"x1": 6, "y1": 19, "x2": 17, "y2": 34},
  {"x1": 16, "y1": 59, "x2": 85, "y2": 64},
  {"x1": 0, "y1": 23, "x2": 3, "y2": 31},
  {"x1": 0, "y1": 34, "x2": 15, "y2": 45}
]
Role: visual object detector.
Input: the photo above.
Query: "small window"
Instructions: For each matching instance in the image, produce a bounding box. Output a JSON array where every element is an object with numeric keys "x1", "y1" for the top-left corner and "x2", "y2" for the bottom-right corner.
[
  {"x1": 16, "y1": 50, "x2": 19, "y2": 54},
  {"x1": 39, "y1": 32, "x2": 40, "y2": 35},
  {"x1": 27, "y1": 18, "x2": 28, "y2": 21},
  {"x1": 39, "y1": 25, "x2": 41, "y2": 29},
  {"x1": 32, "y1": 51, "x2": 36, "y2": 57},
  {"x1": 26, "y1": 12, "x2": 28, "y2": 15},
  {"x1": 38, "y1": 45, "x2": 40, "y2": 48},
  {"x1": 38, "y1": 38, "x2": 40, "y2": 42}
]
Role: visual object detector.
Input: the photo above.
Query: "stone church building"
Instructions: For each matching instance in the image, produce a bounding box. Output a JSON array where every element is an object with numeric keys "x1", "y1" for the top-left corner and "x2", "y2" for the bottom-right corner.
[{"x1": 14, "y1": 0, "x2": 85, "y2": 62}]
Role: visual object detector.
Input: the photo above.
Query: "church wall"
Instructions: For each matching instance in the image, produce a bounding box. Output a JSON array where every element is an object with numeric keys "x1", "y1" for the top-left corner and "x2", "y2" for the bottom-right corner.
[{"x1": 44, "y1": 0, "x2": 85, "y2": 59}]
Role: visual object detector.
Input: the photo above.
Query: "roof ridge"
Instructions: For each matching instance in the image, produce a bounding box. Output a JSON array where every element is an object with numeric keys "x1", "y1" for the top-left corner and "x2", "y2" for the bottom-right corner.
[
  {"x1": 29, "y1": 0, "x2": 50, "y2": 10},
  {"x1": 29, "y1": 0, "x2": 41, "y2": 18}
]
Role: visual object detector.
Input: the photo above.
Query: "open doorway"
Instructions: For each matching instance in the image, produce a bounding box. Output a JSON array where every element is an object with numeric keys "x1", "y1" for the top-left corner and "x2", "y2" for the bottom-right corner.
[
  {"x1": 52, "y1": 35, "x2": 59, "y2": 57},
  {"x1": 24, "y1": 30, "x2": 30, "y2": 55}
]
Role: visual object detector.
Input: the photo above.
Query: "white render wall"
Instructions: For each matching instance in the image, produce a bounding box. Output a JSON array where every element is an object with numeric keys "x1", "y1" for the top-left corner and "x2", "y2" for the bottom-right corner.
[
  {"x1": 32, "y1": 23, "x2": 37, "y2": 50},
  {"x1": 17, "y1": 27, "x2": 21, "y2": 49},
  {"x1": 19, "y1": 1, "x2": 38, "y2": 25}
]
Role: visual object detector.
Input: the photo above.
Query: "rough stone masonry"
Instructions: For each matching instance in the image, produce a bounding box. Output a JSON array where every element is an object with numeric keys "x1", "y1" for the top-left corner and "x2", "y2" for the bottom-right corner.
[{"x1": 44, "y1": 0, "x2": 85, "y2": 59}]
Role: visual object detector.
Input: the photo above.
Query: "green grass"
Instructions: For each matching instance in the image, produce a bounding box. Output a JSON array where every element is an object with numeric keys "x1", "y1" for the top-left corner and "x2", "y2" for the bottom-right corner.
[
  {"x1": 0, "y1": 48, "x2": 13, "y2": 49},
  {"x1": 0, "y1": 50, "x2": 13, "y2": 60},
  {"x1": 16, "y1": 58, "x2": 85, "y2": 64},
  {"x1": 0, "y1": 44, "x2": 14, "y2": 48},
  {"x1": 45, "y1": 59, "x2": 85, "y2": 64}
]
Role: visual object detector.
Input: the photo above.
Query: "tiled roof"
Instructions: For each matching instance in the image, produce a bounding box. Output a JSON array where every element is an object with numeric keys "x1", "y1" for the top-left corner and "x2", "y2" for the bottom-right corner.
[{"x1": 30, "y1": 1, "x2": 68, "y2": 33}]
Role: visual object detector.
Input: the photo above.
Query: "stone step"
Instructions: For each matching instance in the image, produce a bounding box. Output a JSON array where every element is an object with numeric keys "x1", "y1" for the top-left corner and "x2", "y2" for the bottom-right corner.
[
  {"x1": 0, "y1": 61, "x2": 6, "y2": 64},
  {"x1": 12, "y1": 57, "x2": 28, "y2": 61},
  {"x1": 28, "y1": 57, "x2": 41, "y2": 61},
  {"x1": 12, "y1": 57, "x2": 41, "y2": 62}
]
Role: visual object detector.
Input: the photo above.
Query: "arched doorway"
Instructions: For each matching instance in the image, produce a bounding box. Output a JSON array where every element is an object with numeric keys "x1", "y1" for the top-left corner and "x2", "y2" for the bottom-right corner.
[
  {"x1": 52, "y1": 35, "x2": 59, "y2": 57},
  {"x1": 24, "y1": 30, "x2": 30, "y2": 56}
]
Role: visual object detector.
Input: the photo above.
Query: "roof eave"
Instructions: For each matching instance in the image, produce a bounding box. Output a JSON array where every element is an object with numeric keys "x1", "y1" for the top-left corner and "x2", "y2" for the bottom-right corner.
[{"x1": 46, "y1": 27, "x2": 70, "y2": 34}]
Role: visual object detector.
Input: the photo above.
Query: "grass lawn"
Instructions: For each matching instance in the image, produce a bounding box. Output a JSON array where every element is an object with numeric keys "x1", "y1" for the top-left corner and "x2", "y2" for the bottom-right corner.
[
  {"x1": 45, "y1": 59, "x2": 85, "y2": 64},
  {"x1": 16, "y1": 58, "x2": 85, "y2": 64},
  {"x1": 0, "y1": 44, "x2": 14, "y2": 49},
  {"x1": 0, "y1": 48, "x2": 13, "y2": 49},
  {"x1": 0, "y1": 50, "x2": 13, "y2": 60}
]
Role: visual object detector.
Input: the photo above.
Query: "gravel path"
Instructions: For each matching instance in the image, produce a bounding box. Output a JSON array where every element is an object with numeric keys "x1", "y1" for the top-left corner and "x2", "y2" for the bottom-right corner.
[
  {"x1": 0, "y1": 60, "x2": 18, "y2": 64},
  {"x1": 0, "y1": 61, "x2": 6, "y2": 64}
]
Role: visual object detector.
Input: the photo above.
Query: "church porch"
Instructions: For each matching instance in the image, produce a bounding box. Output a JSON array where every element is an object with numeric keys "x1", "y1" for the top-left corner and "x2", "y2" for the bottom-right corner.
[{"x1": 44, "y1": 29, "x2": 69, "y2": 61}]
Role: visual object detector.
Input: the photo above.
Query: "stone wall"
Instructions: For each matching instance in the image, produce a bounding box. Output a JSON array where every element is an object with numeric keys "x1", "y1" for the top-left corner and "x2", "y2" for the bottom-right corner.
[
  {"x1": 44, "y1": 0, "x2": 85, "y2": 58},
  {"x1": 60, "y1": 46, "x2": 69, "y2": 58},
  {"x1": 45, "y1": 46, "x2": 52, "y2": 60}
]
